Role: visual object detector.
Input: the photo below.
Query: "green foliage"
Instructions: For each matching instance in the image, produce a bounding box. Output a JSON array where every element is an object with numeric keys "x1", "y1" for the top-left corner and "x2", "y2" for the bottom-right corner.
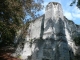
[
  {"x1": 0, "y1": 21, "x2": 16, "y2": 46},
  {"x1": 14, "y1": 54, "x2": 22, "y2": 59},
  {"x1": 20, "y1": 21, "x2": 30, "y2": 39},
  {"x1": 74, "y1": 35, "x2": 80, "y2": 46},
  {"x1": 0, "y1": 0, "x2": 43, "y2": 46},
  {"x1": 0, "y1": 0, "x2": 24, "y2": 25},
  {"x1": 70, "y1": 0, "x2": 80, "y2": 8},
  {"x1": 77, "y1": 0, "x2": 80, "y2": 8},
  {"x1": 74, "y1": 55, "x2": 80, "y2": 60}
]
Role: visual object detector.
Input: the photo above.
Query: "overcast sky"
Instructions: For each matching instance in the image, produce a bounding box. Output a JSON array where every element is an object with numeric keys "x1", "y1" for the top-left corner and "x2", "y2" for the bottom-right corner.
[{"x1": 41, "y1": 0, "x2": 80, "y2": 25}]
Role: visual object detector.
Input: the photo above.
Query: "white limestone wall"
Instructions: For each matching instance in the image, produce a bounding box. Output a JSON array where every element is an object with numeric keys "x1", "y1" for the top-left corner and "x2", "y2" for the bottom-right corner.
[
  {"x1": 13, "y1": 2, "x2": 80, "y2": 60},
  {"x1": 18, "y1": 16, "x2": 44, "y2": 59},
  {"x1": 45, "y1": 3, "x2": 53, "y2": 20},
  {"x1": 43, "y1": 2, "x2": 64, "y2": 39},
  {"x1": 64, "y1": 17, "x2": 80, "y2": 55},
  {"x1": 45, "y1": 2, "x2": 64, "y2": 21},
  {"x1": 19, "y1": 2, "x2": 71, "y2": 60},
  {"x1": 43, "y1": 18, "x2": 55, "y2": 39},
  {"x1": 27, "y1": 15, "x2": 44, "y2": 40},
  {"x1": 20, "y1": 42, "x2": 32, "y2": 59}
]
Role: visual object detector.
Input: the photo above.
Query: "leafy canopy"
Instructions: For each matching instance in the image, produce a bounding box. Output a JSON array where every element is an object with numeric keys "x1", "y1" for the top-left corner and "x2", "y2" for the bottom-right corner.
[
  {"x1": 70, "y1": 0, "x2": 80, "y2": 8},
  {"x1": 0, "y1": 0, "x2": 43, "y2": 46}
]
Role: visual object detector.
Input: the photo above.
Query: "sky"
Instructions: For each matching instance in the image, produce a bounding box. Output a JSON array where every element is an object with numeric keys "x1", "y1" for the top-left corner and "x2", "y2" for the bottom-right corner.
[{"x1": 40, "y1": 0, "x2": 80, "y2": 25}]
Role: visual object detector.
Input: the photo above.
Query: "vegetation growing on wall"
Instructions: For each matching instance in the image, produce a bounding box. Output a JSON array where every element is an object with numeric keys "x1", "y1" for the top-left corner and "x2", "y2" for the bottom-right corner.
[
  {"x1": 14, "y1": 21, "x2": 31, "y2": 48},
  {"x1": 73, "y1": 35, "x2": 80, "y2": 46},
  {"x1": 0, "y1": 0, "x2": 43, "y2": 46},
  {"x1": 75, "y1": 55, "x2": 80, "y2": 60}
]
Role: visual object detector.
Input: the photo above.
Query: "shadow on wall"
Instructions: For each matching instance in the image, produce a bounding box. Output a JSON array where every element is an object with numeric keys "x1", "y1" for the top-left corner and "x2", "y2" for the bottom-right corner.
[{"x1": 27, "y1": 18, "x2": 74, "y2": 60}]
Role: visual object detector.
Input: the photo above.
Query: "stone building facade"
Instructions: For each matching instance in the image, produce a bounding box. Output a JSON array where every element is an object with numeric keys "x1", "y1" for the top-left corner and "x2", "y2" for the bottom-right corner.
[{"x1": 13, "y1": 2, "x2": 80, "y2": 60}]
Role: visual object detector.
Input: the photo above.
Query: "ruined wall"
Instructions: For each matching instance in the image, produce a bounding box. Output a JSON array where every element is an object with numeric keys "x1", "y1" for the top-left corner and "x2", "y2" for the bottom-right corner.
[{"x1": 13, "y1": 2, "x2": 80, "y2": 60}]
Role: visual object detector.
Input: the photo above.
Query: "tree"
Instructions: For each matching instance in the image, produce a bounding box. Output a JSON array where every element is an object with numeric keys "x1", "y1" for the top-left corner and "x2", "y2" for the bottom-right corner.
[
  {"x1": 70, "y1": 0, "x2": 80, "y2": 8},
  {"x1": 0, "y1": 0, "x2": 43, "y2": 46}
]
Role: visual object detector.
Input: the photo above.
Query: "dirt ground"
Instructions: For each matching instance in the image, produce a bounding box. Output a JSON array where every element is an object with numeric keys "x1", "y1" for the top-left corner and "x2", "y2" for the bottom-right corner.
[{"x1": 0, "y1": 47, "x2": 21, "y2": 60}]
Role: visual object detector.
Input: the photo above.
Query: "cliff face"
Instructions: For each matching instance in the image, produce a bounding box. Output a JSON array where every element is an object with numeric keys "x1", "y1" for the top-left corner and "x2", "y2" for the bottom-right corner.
[{"x1": 13, "y1": 2, "x2": 80, "y2": 60}]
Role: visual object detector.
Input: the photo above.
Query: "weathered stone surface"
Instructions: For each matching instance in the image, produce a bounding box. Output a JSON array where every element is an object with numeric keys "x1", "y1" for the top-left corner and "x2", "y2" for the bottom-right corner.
[{"x1": 13, "y1": 2, "x2": 80, "y2": 60}]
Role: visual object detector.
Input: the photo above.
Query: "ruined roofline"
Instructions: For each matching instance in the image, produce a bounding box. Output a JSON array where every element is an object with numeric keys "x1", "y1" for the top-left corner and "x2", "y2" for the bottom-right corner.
[
  {"x1": 48, "y1": 2, "x2": 61, "y2": 5},
  {"x1": 46, "y1": 2, "x2": 61, "y2": 10},
  {"x1": 46, "y1": 2, "x2": 61, "y2": 8},
  {"x1": 30, "y1": 14, "x2": 45, "y2": 22}
]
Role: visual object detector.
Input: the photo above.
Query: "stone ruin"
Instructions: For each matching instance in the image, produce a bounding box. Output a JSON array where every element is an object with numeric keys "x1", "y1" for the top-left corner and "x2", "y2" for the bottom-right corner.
[{"x1": 13, "y1": 2, "x2": 80, "y2": 60}]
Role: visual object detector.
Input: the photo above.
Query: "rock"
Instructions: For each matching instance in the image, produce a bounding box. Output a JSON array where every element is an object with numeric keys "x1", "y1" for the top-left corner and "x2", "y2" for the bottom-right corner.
[{"x1": 13, "y1": 2, "x2": 80, "y2": 60}]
